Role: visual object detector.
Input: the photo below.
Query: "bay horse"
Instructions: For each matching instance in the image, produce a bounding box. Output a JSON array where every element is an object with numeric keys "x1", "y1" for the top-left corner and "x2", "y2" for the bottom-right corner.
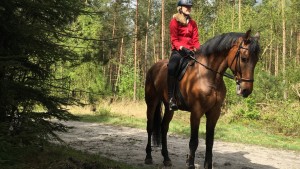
[{"x1": 144, "y1": 30, "x2": 260, "y2": 169}]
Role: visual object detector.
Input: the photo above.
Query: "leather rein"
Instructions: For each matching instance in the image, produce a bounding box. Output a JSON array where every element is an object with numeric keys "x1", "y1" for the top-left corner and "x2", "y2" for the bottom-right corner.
[{"x1": 188, "y1": 40, "x2": 254, "y2": 84}]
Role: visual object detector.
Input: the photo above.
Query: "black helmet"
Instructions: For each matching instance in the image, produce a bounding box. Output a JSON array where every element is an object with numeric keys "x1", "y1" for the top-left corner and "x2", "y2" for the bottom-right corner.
[{"x1": 177, "y1": 0, "x2": 193, "y2": 6}]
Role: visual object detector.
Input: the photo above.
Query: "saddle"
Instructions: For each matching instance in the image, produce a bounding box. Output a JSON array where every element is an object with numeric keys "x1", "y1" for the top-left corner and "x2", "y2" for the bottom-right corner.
[{"x1": 174, "y1": 56, "x2": 195, "y2": 111}]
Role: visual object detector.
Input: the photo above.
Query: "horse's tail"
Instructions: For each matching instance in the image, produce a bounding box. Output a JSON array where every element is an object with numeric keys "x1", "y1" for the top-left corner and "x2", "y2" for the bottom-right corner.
[{"x1": 152, "y1": 100, "x2": 162, "y2": 147}]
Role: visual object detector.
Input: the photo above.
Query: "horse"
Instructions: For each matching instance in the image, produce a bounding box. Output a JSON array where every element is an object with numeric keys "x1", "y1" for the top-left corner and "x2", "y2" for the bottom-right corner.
[{"x1": 144, "y1": 30, "x2": 260, "y2": 169}]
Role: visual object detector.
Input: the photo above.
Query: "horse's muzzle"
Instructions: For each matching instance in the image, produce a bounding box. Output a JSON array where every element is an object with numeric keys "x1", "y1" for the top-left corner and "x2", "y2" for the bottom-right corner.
[
  {"x1": 236, "y1": 84, "x2": 252, "y2": 98},
  {"x1": 241, "y1": 88, "x2": 252, "y2": 97}
]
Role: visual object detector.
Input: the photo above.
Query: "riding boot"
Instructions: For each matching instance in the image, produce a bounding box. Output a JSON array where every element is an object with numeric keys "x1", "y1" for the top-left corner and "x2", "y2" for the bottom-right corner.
[{"x1": 168, "y1": 75, "x2": 178, "y2": 111}]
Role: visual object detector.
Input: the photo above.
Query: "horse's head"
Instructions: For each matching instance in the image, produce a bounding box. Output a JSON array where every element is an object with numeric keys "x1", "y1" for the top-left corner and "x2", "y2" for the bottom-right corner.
[{"x1": 227, "y1": 30, "x2": 260, "y2": 97}]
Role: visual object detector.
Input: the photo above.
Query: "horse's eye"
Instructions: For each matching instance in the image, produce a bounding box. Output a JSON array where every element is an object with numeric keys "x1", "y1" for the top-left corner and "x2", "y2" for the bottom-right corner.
[{"x1": 241, "y1": 56, "x2": 248, "y2": 63}]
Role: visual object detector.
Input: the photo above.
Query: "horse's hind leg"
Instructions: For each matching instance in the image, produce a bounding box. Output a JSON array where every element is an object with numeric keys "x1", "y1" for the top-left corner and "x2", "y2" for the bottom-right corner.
[
  {"x1": 145, "y1": 98, "x2": 159, "y2": 164},
  {"x1": 204, "y1": 108, "x2": 221, "y2": 169},
  {"x1": 161, "y1": 106, "x2": 174, "y2": 166}
]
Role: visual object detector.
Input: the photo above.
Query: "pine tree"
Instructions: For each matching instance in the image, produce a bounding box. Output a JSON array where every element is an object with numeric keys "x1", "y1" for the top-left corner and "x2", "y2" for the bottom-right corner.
[{"x1": 0, "y1": 0, "x2": 84, "y2": 143}]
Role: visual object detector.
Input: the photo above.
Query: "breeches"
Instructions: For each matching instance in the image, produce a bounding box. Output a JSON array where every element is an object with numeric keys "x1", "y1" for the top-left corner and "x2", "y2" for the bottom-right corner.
[{"x1": 168, "y1": 50, "x2": 184, "y2": 77}]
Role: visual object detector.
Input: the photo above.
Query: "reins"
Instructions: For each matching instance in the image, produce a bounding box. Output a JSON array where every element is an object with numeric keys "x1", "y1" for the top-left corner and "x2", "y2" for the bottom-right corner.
[
  {"x1": 187, "y1": 40, "x2": 254, "y2": 83},
  {"x1": 187, "y1": 54, "x2": 235, "y2": 80}
]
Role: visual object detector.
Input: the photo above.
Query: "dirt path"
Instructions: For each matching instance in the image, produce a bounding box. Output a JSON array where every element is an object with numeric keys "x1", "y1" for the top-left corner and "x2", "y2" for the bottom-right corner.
[{"x1": 56, "y1": 121, "x2": 300, "y2": 169}]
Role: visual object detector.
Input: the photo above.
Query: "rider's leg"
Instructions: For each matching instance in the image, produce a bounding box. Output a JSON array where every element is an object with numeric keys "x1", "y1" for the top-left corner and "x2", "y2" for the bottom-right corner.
[{"x1": 167, "y1": 51, "x2": 181, "y2": 111}]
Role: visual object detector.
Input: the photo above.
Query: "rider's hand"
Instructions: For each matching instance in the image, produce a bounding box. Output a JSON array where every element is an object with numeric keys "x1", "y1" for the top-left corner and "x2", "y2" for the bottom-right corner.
[{"x1": 181, "y1": 47, "x2": 195, "y2": 56}]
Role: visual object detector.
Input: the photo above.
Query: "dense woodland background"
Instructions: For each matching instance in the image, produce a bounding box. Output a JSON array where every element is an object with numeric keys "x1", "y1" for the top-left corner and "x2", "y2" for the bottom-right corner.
[{"x1": 0, "y1": 0, "x2": 299, "y2": 146}]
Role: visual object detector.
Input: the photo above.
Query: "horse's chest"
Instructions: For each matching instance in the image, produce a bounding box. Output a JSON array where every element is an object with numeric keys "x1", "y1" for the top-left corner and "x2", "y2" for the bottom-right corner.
[{"x1": 188, "y1": 84, "x2": 224, "y2": 106}]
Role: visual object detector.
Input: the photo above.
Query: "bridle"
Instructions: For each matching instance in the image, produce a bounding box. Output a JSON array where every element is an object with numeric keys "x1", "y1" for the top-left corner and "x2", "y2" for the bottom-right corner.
[
  {"x1": 188, "y1": 39, "x2": 254, "y2": 84},
  {"x1": 229, "y1": 40, "x2": 254, "y2": 84}
]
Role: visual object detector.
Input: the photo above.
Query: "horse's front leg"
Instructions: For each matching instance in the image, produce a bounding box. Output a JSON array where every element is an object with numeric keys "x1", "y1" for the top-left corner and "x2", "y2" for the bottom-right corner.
[
  {"x1": 204, "y1": 108, "x2": 221, "y2": 169},
  {"x1": 161, "y1": 107, "x2": 174, "y2": 166},
  {"x1": 187, "y1": 112, "x2": 201, "y2": 169}
]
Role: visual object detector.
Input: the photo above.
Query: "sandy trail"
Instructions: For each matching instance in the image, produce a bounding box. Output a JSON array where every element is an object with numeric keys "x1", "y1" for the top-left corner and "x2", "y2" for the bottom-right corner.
[{"x1": 56, "y1": 121, "x2": 300, "y2": 169}]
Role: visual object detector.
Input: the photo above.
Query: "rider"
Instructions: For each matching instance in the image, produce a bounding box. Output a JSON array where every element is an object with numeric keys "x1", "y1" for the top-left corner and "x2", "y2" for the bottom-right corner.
[{"x1": 168, "y1": 0, "x2": 201, "y2": 111}]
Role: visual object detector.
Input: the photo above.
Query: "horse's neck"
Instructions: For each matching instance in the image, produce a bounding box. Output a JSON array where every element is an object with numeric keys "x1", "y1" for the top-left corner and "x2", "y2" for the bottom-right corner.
[{"x1": 197, "y1": 54, "x2": 228, "y2": 83}]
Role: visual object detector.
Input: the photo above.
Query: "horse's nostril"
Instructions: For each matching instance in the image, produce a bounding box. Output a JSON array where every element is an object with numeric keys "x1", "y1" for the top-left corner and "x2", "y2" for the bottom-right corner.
[{"x1": 242, "y1": 89, "x2": 251, "y2": 97}]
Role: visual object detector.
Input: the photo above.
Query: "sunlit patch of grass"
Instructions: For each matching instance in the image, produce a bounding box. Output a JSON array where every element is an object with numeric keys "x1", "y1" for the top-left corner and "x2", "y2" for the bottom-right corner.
[
  {"x1": 214, "y1": 121, "x2": 300, "y2": 150},
  {"x1": 80, "y1": 107, "x2": 146, "y2": 129}
]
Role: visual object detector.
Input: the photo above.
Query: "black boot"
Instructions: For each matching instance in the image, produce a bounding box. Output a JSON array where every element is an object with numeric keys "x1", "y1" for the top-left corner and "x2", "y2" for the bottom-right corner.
[{"x1": 168, "y1": 75, "x2": 178, "y2": 111}]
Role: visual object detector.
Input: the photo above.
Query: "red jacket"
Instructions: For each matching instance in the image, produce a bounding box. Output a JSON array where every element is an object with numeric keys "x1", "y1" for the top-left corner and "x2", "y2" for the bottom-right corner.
[{"x1": 170, "y1": 17, "x2": 200, "y2": 51}]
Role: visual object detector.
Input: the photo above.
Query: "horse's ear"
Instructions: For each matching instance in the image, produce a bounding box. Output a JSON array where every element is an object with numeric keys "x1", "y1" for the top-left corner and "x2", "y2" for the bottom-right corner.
[
  {"x1": 254, "y1": 32, "x2": 260, "y2": 41},
  {"x1": 243, "y1": 29, "x2": 252, "y2": 44},
  {"x1": 244, "y1": 29, "x2": 251, "y2": 41}
]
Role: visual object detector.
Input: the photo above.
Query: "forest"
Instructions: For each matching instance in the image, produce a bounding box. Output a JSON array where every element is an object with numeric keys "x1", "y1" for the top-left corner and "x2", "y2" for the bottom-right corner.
[{"x1": 0, "y1": 0, "x2": 299, "y2": 153}]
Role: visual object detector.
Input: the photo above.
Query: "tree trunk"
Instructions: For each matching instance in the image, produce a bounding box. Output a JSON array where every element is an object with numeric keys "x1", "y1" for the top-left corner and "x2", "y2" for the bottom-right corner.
[
  {"x1": 238, "y1": 0, "x2": 241, "y2": 31},
  {"x1": 275, "y1": 45, "x2": 279, "y2": 77},
  {"x1": 153, "y1": 32, "x2": 157, "y2": 63},
  {"x1": 134, "y1": 0, "x2": 138, "y2": 101},
  {"x1": 290, "y1": 28, "x2": 293, "y2": 58},
  {"x1": 161, "y1": 0, "x2": 165, "y2": 59},
  {"x1": 269, "y1": 42, "x2": 272, "y2": 74},
  {"x1": 115, "y1": 37, "x2": 124, "y2": 95},
  {"x1": 108, "y1": 13, "x2": 116, "y2": 92},
  {"x1": 282, "y1": 0, "x2": 287, "y2": 100},
  {"x1": 269, "y1": 26, "x2": 273, "y2": 74},
  {"x1": 231, "y1": 0, "x2": 235, "y2": 31},
  {"x1": 297, "y1": 31, "x2": 300, "y2": 65},
  {"x1": 268, "y1": 40, "x2": 273, "y2": 74},
  {"x1": 144, "y1": 0, "x2": 151, "y2": 78}
]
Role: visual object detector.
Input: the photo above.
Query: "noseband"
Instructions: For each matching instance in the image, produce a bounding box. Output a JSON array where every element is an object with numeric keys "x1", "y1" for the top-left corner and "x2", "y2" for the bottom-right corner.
[{"x1": 229, "y1": 41, "x2": 254, "y2": 84}]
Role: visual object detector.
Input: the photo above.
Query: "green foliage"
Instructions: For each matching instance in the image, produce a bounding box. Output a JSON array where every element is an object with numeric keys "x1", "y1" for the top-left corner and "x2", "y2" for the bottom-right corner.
[
  {"x1": 116, "y1": 51, "x2": 144, "y2": 100},
  {"x1": 0, "y1": 0, "x2": 84, "y2": 145},
  {"x1": 252, "y1": 66, "x2": 283, "y2": 102},
  {"x1": 239, "y1": 98, "x2": 261, "y2": 120},
  {"x1": 118, "y1": 55, "x2": 136, "y2": 98},
  {"x1": 260, "y1": 101, "x2": 300, "y2": 136},
  {"x1": 222, "y1": 61, "x2": 299, "y2": 136},
  {"x1": 225, "y1": 96, "x2": 260, "y2": 121},
  {"x1": 64, "y1": 7, "x2": 103, "y2": 63}
]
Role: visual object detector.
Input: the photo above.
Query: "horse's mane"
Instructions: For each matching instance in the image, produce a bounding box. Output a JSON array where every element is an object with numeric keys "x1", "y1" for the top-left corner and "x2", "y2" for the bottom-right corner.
[{"x1": 198, "y1": 32, "x2": 260, "y2": 59}]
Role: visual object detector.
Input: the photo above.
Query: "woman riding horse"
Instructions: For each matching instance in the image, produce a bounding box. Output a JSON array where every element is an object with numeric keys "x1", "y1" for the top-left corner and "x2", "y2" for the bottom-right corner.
[
  {"x1": 168, "y1": 0, "x2": 200, "y2": 111},
  {"x1": 144, "y1": 30, "x2": 260, "y2": 169}
]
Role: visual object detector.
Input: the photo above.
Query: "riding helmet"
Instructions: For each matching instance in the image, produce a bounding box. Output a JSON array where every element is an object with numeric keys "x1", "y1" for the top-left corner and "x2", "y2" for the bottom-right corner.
[{"x1": 177, "y1": 0, "x2": 193, "y2": 6}]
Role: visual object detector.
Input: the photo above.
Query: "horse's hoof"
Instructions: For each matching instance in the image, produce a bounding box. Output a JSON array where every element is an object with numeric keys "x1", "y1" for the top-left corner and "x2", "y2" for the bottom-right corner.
[
  {"x1": 204, "y1": 163, "x2": 212, "y2": 169},
  {"x1": 145, "y1": 158, "x2": 153, "y2": 164},
  {"x1": 163, "y1": 160, "x2": 172, "y2": 166},
  {"x1": 187, "y1": 165, "x2": 195, "y2": 169}
]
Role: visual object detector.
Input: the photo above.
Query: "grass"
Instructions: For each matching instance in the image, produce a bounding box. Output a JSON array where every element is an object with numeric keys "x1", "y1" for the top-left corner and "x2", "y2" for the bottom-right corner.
[
  {"x1": 0, "y1": 141, "x2": 145, "y2": 169},
  {"x1": 76, "y1": 101, "x2": 300, "y2": 151}
]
